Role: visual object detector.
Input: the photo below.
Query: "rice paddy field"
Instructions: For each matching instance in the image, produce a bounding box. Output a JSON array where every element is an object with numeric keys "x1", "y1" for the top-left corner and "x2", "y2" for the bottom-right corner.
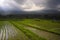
[{"x1": 0, "y1": 19, "x2": 60, "y2": 40}]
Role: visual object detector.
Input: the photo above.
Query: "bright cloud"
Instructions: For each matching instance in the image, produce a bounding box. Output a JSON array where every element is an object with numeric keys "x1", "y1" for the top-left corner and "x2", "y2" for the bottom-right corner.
[
  {"x1": 20, "y1": 0, "x2": 45, "y2": 11},
  {"x1": 0, "y1": 0, "x2": 47, "y2": 11},
  {"x1": 0, "y1": 0, "x2": 60, "y2": 11},
  {"x1": 0, "y1": 0, "x2": 12, "y2": 10}
]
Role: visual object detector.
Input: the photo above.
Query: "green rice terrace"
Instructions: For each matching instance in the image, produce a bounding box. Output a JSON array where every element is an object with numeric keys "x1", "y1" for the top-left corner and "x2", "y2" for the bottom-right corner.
[{"x1": 0, "y1": 19, "x2": 60, "y2": 40}]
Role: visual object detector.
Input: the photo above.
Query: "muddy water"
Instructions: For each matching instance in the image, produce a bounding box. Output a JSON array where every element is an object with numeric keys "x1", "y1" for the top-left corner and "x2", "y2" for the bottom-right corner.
[
  {"x1": 0, "y1": 21, "x2": 29, "y2": 40},
  {"x1": 24, "y1": 26, "x2": 60, "y2": 40}
]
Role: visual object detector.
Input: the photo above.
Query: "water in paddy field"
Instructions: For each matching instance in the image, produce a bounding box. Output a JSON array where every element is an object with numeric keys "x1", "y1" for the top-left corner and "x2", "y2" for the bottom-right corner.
[
  {"x1": 0, "y1": 21, "x2": 60, "y2": 40},
  {"x1": 0, "y1": 21, "x2": 29, "y2": 40},
  {"x1": 0, "y1": 22, "x2": 18, "y2": 40}
]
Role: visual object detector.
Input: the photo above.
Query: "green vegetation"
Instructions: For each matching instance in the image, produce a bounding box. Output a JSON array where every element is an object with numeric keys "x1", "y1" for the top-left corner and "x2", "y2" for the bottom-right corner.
[
  {"x1": 0, "y1": 19, "x2": 60, "y2": 40},
  {"x1": 10, "y1": 21, "x2": 46, "y2": 40},
  {"x1": 17, "y1": 19, "x2": 60, "y2": 34},
  {"x1": 0, "y1": 21, "x2": 4, "y2": 29}
]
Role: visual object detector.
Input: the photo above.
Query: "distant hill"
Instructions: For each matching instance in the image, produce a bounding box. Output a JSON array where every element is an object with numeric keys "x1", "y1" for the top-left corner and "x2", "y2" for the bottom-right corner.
[{"x1": 0, "y1": 9, "x2": 60, "y2": 20}]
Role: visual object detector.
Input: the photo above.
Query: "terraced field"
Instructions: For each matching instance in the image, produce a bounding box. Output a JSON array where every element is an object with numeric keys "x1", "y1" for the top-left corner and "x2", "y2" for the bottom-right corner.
[{"x1": 0, "y1": 19, "x2": 60, "y2": 40}]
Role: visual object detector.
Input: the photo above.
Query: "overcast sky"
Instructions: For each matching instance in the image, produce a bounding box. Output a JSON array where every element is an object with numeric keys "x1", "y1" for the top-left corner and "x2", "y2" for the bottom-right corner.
[{"x1": 0, "y1": 0, "x2": 60, "y2": 11}]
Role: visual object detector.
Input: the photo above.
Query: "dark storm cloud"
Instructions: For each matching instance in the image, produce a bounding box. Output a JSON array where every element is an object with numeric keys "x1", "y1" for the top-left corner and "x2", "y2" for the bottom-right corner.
[
  {"x1": 0, "y1": 0, "x2": 60, "y2": 15},
  {"x1": 14, "y1": 0, "x2": 60, "y2": 10},
  {"x1": 46, "y1": 0, "x2": 60, "y2": 9},
  {"x1": 14, "y1": 0, "x2": 25, "y2": 4},
  {"x1": 0, "y1": 0, "x2": 60, "y2": 12}
]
